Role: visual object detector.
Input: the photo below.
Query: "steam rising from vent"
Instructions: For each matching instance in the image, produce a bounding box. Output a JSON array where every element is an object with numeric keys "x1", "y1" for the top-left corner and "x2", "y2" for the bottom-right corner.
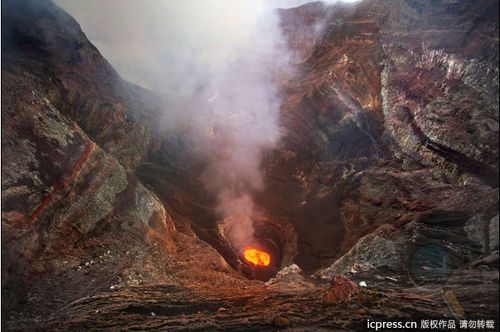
[{"x1": 55, "y1": 0, "x2": 293, "y2": 248}]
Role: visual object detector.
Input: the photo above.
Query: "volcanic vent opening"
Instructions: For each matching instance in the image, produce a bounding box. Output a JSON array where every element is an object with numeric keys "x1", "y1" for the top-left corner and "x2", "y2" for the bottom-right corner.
[
  {"x1": 243, "y1": 247, "x2": 271, "y2": 267},
  {"x1": 218, "y1": 215, "x2": 298, "y2": 281}
]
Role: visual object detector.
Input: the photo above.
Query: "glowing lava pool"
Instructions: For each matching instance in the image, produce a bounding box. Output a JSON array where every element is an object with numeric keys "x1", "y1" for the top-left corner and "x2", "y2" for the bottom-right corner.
[{"x1": 243, "y1": 247, "x2": 271, "y2": 267}]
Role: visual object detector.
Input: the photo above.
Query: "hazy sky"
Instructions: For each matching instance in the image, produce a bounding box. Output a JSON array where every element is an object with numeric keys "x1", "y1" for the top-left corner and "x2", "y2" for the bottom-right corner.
[{"x1": 54, "y1": 0, "x2": 360, "y2": 88}]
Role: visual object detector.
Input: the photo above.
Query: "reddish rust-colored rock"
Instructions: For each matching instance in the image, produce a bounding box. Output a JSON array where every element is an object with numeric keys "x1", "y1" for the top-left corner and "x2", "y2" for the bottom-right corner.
[{"x1": 325, "y1": 275, "x2": 359, "y2": 304}]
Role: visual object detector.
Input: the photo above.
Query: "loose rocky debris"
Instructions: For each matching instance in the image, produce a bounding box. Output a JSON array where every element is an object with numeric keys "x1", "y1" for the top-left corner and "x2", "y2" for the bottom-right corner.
[
  {"x1": 30, "y1": 265, "x2": 497, "y2": 332},
  {"x1": 265, "y1": 264, "x2": 316, "y2": 292}
]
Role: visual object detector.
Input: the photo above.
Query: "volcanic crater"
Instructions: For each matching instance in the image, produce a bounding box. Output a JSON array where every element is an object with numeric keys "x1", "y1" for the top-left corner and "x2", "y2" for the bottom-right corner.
[{"x1": 1, "y1": 0, "x2": 499, "y2": 331}]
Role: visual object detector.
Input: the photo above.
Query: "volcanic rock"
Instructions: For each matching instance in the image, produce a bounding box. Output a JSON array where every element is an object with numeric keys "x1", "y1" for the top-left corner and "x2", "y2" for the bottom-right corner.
[
  {"x1": 325, "y1": 275, "x2": 359, "y2": 304},
  {"x1": 1, "y1": 0, "x2": 499, "y2": 330}
]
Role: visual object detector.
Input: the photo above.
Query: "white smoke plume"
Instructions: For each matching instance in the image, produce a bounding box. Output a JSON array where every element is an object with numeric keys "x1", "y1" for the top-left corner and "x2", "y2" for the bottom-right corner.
[{"x1": 54, "y1": 0, "x2": 296, "y2": 248}]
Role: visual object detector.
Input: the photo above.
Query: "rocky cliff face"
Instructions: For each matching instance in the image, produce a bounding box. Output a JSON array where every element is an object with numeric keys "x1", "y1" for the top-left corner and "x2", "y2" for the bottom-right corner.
[
  {"x1": 2, "y1": 0, "x2": 498, "y2": 330},
  {"x1": 1, "y1": 0, "x2": 177, "y2": 321},
  {"x1": 263, "y1": 0, "x2": 499, "y2": 270}
]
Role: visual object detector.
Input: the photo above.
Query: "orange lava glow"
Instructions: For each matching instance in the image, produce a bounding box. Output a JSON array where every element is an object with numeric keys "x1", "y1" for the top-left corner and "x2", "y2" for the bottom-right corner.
[{"x1": 243, "y1": 247, "x2": 271, "y2": 267}]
